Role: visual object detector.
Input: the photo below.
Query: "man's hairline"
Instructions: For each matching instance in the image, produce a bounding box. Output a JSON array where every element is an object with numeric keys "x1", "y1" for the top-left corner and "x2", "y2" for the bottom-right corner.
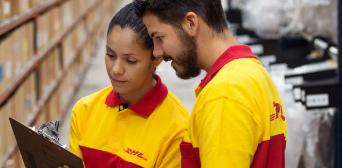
[{"x1": 142, "y1": 9, "x2": 228, "y2": 38}]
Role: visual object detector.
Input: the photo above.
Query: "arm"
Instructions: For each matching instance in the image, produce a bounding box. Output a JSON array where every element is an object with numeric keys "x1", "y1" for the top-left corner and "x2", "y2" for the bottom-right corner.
[
  {"x1": 68, "y1": 101, "x2": 83, "y2": 158},
  {"x1": 155, "y1": 128, "x2": 188, "y2": 168},
  {"x1": 196, "y1": 97, "x2": 261, "y2": 168}
]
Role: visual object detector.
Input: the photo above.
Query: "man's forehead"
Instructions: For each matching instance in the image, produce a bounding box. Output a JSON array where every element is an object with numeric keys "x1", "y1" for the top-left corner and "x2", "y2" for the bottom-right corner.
[
  {"x1": 143, "y1": 12, "x2": 161, "y2": 24},
  {"x1": 143, "y1": 14, "x2": 165, "y2": 34}
]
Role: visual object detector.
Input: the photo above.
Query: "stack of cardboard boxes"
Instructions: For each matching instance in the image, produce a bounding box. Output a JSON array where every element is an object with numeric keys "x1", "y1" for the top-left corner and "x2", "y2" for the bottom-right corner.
[
  {"x1": 0, "y1": 0, "x2": 119, "y2": 167},
  {"x1": 0, "y1": 0, "x2": 43, "y2": 22},
  {"x1": 0, "y1": 19, "x2": 36, "y2": 167}
]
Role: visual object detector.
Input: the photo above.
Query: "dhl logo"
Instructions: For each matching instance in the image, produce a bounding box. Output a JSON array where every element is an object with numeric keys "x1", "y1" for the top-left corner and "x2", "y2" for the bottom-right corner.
[
  {"x1": 270, "y1": 101, "x2": 285, "y2": 121},
  {"x1": 125, "y1": 148, "x2": 147, "y2": 161}
]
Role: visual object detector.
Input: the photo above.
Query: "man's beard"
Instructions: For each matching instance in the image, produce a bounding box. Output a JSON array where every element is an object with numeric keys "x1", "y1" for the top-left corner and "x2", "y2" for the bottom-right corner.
[{"x1": 169, "y1": 28, "x2": 201, "y2": 79}]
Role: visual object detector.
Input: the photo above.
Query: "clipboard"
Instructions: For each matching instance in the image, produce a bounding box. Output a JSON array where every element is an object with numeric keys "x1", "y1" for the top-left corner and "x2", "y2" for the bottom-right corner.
[{"x1": 9, "y1": 118, "x2": 83, "y2": 168}]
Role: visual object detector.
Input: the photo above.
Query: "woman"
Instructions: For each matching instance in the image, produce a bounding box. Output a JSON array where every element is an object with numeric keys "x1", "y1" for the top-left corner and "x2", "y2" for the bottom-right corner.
[{"x1": 68, "y1": 3, "x2": 189, "y2": 168}]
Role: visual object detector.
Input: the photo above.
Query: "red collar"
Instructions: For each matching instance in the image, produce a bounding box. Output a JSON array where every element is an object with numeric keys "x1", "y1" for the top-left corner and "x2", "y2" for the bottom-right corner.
[
  {"x1": 196, "y1": 45, "x2": 256, "y2": 94},
  {"x1": 105, "y1": 75, "x2": 168, "y2": 117}
]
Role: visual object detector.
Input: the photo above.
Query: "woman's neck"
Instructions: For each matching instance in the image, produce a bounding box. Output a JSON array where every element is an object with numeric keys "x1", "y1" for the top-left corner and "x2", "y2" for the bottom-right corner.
[{"x1": 119, "y1": 77, "x2": 156, "y2": 105}]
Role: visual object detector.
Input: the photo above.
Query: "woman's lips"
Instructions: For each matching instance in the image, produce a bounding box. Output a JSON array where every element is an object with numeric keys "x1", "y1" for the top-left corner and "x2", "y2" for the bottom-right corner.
[{"x1": 112, "y1": 78, "x2": 127, "y2": 83}]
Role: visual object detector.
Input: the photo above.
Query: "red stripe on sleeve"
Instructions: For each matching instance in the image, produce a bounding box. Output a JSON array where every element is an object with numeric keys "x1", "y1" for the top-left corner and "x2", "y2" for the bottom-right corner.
[
  {"x1": 251, "y1": 134, "x2": 286, "y2": 168},
  {"x1": 180, "y1": 141, "x2": 201, "y2": 168}
]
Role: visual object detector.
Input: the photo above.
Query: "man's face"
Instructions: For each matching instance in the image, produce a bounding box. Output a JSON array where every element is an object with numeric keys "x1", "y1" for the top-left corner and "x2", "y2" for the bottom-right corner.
[{"x1": 143, "y1": 13, "x2": 200, "y2": 79}]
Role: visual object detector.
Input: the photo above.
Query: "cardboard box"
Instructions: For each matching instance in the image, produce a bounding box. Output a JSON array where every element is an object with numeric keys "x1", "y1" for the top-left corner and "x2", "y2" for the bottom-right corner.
[
  {"x1": 37, "y1": 12, "x2": 49, "y2": 51},
  {"x1": 18, "y1": 150, "x2": 25, "y2": 168},
  {"x1": 18, "y1": 152, "x2": 23, "y2": 168},
  {"x1": 10, "y1": 0, "x2": 19, "y2": 17},
  {"x1": 2, "y1": 0, "x2": 12, "y2": 19},
  {"x1": 0, "y1": 40, "x2": 4, "y2": 94},
  {"x1": 25, "y1": 73, "x2": 37, "y2": 116},
  {"x1": 48, "y1": 89, "x2": 60, "y2": 120},
  {"x1": 0, "y1": 100, "x2": 6, "y2": 159},
  {"x1": 13, "y1": 74, "x2": 36, "y2": 124},
  {"x1": 0, "y1": 0, "x2": 3, "y2": 21},
  {"x1": 1, "y1": 99, "x2": 15, "y2": 160},
  {"x1": 0, "y1": 0, "x2": 123, "y2": 166},
  {"x1": 48, "y1": 8, "x2": 61, "y2": 41},
  {"x1": 23, "y1": 23, "x2": 34, "y2": 63},
  {"x1": 3, "y1": 153, "x2": 19, "y2": 168},
  {"x1": 29, "y1": 0, "x2": 44, "y2": 8},
  {"x1": 63, "y1": 33, "x2": 74, "y2": 66},
  {"x1": 0, "y1": 0, "x2": 19, "y2": 19},
  {"x1": 22, "y1": 77, "x2": 30, "y2": 119},
  {"x1": 0, "y1": 31, "x2": 14, "y2": 95},
  {"x1": 59, "y1": 77, "x2": 67, "y2": 111},
  {"x1": 38, "y1": 50, "x2": 59, "y2": 99},
  {"x1": 27, "y1": 22, "x2": 34, "y2": 60},
  {"x1": 12, "y1": 26, "x2": 23, "y2": 78},
  {"x1": 45, "y1": 53, "x2": 51, "y2": 90},
  {"x1": 36, "y1": 105, "x2": 48, "y2": 127},
  {"x1": 3, "y1": 148, "x2": 24, "y2": 168},
  {"x1": 38, "y1": 57, "x2": 47, "y2": 97},
  {"x1": 60, "y1": 71, "x2": 72, "y2": 111},
  {"x1": 13, "y1": 80, "x2": 25, "y2": 123},
  {"x1": 19, "y1": 0, "x2": 30, "y2": 13}
]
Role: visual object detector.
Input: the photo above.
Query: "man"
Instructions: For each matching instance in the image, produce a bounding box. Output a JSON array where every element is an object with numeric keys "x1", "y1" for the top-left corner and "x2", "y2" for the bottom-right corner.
[{"x1": 134, "y1": 0, "x2": 287, "y2": 167}]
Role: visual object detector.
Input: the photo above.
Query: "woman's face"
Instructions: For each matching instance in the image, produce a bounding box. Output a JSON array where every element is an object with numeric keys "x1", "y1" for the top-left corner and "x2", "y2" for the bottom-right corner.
[{"x1": 105, "y1": 26, "x2": 160, "y2": 96}]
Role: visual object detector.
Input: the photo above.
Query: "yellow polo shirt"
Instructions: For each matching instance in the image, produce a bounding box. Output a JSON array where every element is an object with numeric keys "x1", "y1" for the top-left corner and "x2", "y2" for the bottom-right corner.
[
  {"x1": 69, "y1": 75, "x2": 189, "y2": 167},
  {"x1": 180, "y1": 45, "x2": 287, "y2": 168}
]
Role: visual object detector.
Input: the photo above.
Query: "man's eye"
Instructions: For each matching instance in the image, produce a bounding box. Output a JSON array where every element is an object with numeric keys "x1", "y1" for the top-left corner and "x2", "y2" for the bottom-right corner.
[
  {"x1": 106, "y1": 53, "x2": 115, "y2": 58},
  {"x1": 155, "y1": 36, "x2": 163, "y2": 42}
]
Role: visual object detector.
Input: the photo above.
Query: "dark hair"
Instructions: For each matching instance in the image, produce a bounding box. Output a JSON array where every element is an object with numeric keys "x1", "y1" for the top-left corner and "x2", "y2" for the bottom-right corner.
[
  {"x1": 133, "y1": 0, "x2": 228, "y2": 33},
  {"x1": 107, "y1": 3, "x2": 153, "y2": 49}
]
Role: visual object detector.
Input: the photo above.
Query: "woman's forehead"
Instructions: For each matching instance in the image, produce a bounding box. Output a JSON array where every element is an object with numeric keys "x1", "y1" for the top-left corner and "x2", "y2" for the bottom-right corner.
[
  {"x1": 107, "y1": 27, "x2": 141, "y2": 51},
  {"x1": 108, "y1": 26, "x2": 138, "y2": 44},
  {"x1": 107, "y1": 26, "x2": 152, "y2": 57}
]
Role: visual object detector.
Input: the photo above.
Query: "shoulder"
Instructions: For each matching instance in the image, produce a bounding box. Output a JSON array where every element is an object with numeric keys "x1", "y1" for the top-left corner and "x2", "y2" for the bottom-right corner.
[
  {"x1": 154, "y1": 91, "x2": 190, "y2": 127},
  {"x1": 165, "y1": 91, "x2": 190, "y2": 115},
  {"x1": 196, "y1": 58, "x2": 267, "y2": 108},
  {"x1": 216, "y1": 58, "x2": 267, "y2": 85},
  {"x1": 206, "y1": 58, "x2": 269, "y2": 94},
  {"x1": 72, "y1": 86, "x2": 112, "y2": 113}
]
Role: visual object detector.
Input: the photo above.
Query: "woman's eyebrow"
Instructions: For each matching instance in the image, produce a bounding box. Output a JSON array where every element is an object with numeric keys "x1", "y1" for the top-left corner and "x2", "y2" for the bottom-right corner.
[{"x1": 123, "y1": 53, "x2": 137, "y2": 57}]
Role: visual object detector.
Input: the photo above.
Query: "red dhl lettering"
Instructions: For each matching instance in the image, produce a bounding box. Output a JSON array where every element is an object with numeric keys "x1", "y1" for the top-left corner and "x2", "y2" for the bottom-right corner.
[
  {"x1": 270, "y1": 101, "x2": 285, "y2": 121},
  {"x1": 125, "y1": 148, "x2": 147, "y2": 160}
]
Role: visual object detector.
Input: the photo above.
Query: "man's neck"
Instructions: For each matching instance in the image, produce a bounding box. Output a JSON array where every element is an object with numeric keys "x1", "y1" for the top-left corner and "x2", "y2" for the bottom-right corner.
[{"x1": 197, "y1": 30, "x2": 238, "y2": 72}]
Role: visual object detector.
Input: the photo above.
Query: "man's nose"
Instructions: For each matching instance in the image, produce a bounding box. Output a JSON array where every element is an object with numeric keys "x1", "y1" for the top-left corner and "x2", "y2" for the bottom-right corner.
[{"x1": 153, "y1": 44, "x2": 164, "y2": 58}]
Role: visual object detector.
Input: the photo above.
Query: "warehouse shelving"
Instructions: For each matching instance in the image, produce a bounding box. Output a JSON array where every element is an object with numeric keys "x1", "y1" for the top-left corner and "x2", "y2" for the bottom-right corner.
[
  {"x1": 0, "y1": 0, "x2": 120, "y2": 167},
  {"x1": 335, "y1": 1, "x2": 342, "y2": 167}
]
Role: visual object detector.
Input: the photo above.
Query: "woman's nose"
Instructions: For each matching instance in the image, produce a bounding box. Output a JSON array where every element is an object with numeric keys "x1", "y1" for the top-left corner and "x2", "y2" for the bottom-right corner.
[{"x1": 112, "y1": 60, "x2": 125, "y2": 76}]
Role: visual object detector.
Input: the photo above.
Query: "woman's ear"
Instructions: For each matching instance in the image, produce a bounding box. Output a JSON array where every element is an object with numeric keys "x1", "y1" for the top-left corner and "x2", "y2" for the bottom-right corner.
[{"x1": 182, "y1": 12, "x2": 199, "y2": 37}]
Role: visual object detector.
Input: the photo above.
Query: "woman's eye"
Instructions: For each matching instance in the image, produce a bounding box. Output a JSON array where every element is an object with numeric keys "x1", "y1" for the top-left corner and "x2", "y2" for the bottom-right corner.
[{"x1": 127, "y1": 58, "x2": 137, "y2": 64}]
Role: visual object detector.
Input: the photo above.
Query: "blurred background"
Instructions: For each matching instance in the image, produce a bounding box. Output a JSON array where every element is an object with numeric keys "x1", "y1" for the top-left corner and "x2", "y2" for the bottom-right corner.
[{"x1": 0, "y1": 0, "x2": 340, "y2": 167}]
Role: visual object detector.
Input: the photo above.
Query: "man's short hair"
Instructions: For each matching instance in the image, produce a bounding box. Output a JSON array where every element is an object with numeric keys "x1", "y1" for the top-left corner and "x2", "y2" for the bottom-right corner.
[{"x1": 133, "y1": 0, "x2": 228, "y2": 33}]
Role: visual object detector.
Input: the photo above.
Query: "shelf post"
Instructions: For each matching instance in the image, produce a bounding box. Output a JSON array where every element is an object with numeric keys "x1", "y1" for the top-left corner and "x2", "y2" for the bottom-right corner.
[{"x1": 335, "y1": 0, "x2": 342, "y2": 167}]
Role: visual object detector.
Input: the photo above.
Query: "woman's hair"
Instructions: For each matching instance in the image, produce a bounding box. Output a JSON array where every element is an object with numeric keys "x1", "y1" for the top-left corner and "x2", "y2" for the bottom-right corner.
[{"x1": 107, "y1": 3, "x2": 153, "y2": 50}]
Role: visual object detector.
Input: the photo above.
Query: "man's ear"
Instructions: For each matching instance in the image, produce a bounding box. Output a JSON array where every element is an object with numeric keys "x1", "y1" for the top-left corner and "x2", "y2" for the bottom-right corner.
[{"x1": 182, "y1": 12, "x2": 199, "y2": 36}]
